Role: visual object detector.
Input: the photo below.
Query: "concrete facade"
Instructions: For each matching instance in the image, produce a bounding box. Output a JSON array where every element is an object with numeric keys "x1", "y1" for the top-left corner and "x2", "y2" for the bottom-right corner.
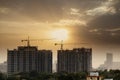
[
  {"x1": 7, "y1": 46, "x2": 52, "y2": 75},
  {"x1": 57, "y1": 48, "x2": 92, "y2": 73}
]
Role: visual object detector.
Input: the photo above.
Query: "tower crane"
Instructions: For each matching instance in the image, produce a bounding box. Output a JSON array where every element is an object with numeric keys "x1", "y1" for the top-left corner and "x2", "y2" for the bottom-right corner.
[
  {"x1": 21, "y1": 37, "x2": 55, "y2": 46},
  {"x1": 54, "y1": 40, "x2": 88, "y2": 50},
  {"x1": 55, "y1": 40, "x2": 64, "y2": 50}
]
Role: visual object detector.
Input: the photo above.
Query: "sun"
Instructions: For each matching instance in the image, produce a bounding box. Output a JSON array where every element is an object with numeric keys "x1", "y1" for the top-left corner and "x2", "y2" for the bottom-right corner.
[{"x1": 52, "y1": 29, "x2": 68, "y2": 41}]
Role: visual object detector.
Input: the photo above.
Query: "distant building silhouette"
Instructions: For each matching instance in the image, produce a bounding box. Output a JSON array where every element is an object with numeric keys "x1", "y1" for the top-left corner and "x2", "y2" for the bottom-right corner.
[
  {"x1": 105, "y1": 53, "x2": 113, "y2": 69},
  {"x1": 98, "y1": 53, "x2": 120, "y2": 70},
  {"x1": 7, "y1": 46, "x2": 52, "y2": 75},
  {"x1": 0, "y1": 61, "x2": 7, "y2": 73},
  {"x1": 57, "y1": 48, "x2": 92, "y2": 73}
]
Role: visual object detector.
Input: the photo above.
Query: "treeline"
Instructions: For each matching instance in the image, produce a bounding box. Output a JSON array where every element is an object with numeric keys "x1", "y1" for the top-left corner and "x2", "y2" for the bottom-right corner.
[
  {"x1": 99, "y1": 69, "x2": 120, "y2": 80},
  {"x1": 0, "y1": 70, "x2": 120, "y2": 80},
  {"x1": 4, "y1": 71, "x2": 87, "y2": 80}
]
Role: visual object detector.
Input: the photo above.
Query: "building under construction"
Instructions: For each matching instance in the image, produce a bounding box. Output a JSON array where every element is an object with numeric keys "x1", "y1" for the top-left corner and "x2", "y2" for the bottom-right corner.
[
  {"x1": 57, "y1": 48, "x2": 92, "y2": 73},
  {"x1": 7, "y1": 46, "x2": 52, "y2": 75}
]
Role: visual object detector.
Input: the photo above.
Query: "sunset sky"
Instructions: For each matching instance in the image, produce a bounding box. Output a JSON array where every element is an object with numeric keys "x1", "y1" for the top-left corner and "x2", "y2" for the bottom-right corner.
[{"x1": 0, "y1": 0, "x2": 120, "y2": 68}]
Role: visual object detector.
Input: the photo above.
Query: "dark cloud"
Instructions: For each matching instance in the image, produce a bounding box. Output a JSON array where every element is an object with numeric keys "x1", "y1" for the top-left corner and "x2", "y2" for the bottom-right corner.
[
  {"x1": 0, "y1": 0, "x2": 105, "y2": 22},
  {"x1": 82, "y1": 15, "x2": 120, "y2": 44},
  {"x1": 69, "y1": 0, "x2": 120, "y2": 45},
  {"x1": 0, "y1": 0, "x2": 64, "y2": 22},
  {"x1": 113, "y1": 0, "x2": 120, "y2": 12},
  {"x1": 88, "y1": 14, "x2": 120, "y2": 29}
]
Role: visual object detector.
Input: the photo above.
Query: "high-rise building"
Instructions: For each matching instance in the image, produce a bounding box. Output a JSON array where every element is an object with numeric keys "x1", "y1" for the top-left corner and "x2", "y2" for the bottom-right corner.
[
  {"x1": 7, "y1": 46, "x2": 52, "y2": 75},
  {"x1": 57, "y1": 48, "x2": 92, "y2": 73},
  {"x1": 106, "y1": 53, "x2": 113, "y2": 65}
]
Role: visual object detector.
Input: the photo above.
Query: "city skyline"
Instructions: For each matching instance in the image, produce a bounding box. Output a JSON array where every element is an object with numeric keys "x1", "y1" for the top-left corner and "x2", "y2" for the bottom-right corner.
[{"x1": 0, "y1": 0, "x2": 120, "y2": 68}]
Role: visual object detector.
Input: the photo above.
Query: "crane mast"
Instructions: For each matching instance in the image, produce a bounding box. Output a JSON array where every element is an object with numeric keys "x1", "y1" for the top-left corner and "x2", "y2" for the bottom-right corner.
[
  {"x1": 55, "y1": 40, "x2": 63, "y2": 50},
  {"x1": 21, "y1": 37, "x2": 30, "y2": 46}
]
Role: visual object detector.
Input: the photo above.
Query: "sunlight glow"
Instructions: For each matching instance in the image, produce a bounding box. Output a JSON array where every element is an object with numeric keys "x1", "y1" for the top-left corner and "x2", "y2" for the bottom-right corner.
[{"x1": 52, "y1": 29, "x2": 68, "y2": 41}]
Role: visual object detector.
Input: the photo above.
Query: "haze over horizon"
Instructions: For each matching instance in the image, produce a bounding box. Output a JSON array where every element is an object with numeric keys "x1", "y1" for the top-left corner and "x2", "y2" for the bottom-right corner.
[{"x1": 0, "y1": 0, "x2": 120, "y2": 68}]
